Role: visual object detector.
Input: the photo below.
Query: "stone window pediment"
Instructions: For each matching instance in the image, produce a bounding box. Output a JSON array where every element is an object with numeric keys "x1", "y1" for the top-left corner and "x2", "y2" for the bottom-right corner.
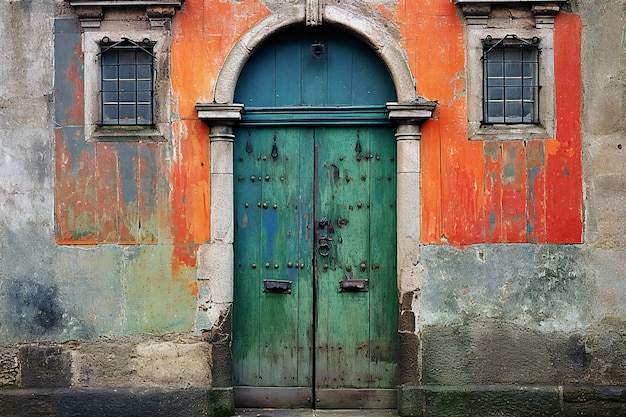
[
  {"x1": 68, "y1": 0, "x2": 184, "y2": 28},
  {"x1": 454, "y1": 0, "x2": 566, "y2": 26}
]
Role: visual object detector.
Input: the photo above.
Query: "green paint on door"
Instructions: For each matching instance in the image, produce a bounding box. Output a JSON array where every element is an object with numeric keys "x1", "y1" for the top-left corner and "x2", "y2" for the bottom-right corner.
[
  {"x1": 233, "y1": 125, "x2": 397, "y2": 396},
  {"x1": 232, "y1": 26, "x2": 398, "y2": 408}
]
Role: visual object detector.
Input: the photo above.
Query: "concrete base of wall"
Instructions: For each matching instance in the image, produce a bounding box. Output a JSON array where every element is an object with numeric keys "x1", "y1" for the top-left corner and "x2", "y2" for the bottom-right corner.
[
  {"x1": 398, "y1": 385, "x2": 626, "y2": 416},
  {"x1": 0, "y1": 386, "x2": 234, "y2": 417},
  {"x1": 3, "y1": 385, "x2": 626, "y2": 416}
]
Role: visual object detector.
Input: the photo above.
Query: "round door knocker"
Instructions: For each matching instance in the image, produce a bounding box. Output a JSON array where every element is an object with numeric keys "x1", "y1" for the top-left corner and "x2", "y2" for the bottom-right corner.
[{"x1": 318, "y1": 236, "x2": 332, "y2": 257}]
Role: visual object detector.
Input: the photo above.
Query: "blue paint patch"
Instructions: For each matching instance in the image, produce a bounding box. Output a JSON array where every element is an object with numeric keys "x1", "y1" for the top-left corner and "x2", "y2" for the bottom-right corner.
[
  {"x1": 139, "y1": 145, "x2": 157, "y2": 208},
  {"x1": 263, "y1": 209, "x2": 278, "y2": 259},
  {"x1": 54, "y1": 18, "x2": 83, "y2": 126},
  {"x1": 117, "y1": 143, "x2": 139, "y2": 206},
  {"x1": 489, "y1": 210, "x2": 497, "y2": 231},
  {"x1": 5, "y1": 278, "x2": 64, "y2": 336},
  {"x1": 527, "y1": 220, "x2": 535, "y2": 237}
]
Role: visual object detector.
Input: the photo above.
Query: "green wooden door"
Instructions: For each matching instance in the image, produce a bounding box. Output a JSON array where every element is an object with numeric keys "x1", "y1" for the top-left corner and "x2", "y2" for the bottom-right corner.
[{"x1": 233, "y1": 125, "x2": 398, "y2": 408}]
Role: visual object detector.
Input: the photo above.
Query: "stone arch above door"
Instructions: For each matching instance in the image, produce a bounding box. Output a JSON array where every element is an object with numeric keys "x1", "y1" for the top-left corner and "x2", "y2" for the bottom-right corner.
[
  {"x1": 213, "y1": 3, "x2": 422, "y2": 104},
  {"x1": 194, "y1": 6, "x2": 436, "y2": 349}
]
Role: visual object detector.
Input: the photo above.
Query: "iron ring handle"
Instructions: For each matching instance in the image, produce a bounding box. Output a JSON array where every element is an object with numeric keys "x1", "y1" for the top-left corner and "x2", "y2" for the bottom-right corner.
[
  {"x1": 318, "y1": 236, "x2": 332, "y2": 257},
  {"x1": 318, "y1": 244, "x2": 330, "y2": 257}
]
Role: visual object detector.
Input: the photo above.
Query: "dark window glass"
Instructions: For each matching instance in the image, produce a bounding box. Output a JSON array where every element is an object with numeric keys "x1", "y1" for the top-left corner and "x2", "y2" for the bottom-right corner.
[
  {"x1": 483, "y1": 42, "x2": 539, "y2": 124},
  {"x1": 101, "y1": 40, "x2": 154, "y2": 126}
]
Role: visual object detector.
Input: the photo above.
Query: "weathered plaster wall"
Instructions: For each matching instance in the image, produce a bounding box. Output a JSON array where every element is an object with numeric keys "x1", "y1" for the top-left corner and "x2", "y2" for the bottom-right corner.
[
  {"x1": 0, "y1": 0, "x2": 211, "y2": 396},
  {"x1": 579, "y1": 0, "x2": 626, "y2": 321},
  {"x1": 0, "y1": 0, "x2": 57, "y2": 341},
  {"x1": 0, "y1": 0, "x2": 624, "y2": 415}
]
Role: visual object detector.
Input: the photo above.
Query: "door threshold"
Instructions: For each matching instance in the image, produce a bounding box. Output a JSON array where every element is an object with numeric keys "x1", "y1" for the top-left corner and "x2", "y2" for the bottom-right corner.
[
  {"x1": 234, "y1": 386, "x2": 397, "y2": 409},
  {"x1": 234, "y1": 387, "x2": 312, "y2": 408}
]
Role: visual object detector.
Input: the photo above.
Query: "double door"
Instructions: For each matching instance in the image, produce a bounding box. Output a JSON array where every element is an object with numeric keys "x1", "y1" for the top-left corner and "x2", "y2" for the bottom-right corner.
[{"x1": 233, "y1": 125, "x2": 397, "y2": 408}]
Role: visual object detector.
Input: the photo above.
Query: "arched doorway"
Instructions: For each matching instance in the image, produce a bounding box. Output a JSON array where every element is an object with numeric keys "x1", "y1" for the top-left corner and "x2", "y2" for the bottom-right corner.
[
  {"x1": 232, "y1": 27, "x2": 398, "y2": 409},
  {"x1": 195, "y1": 5, "x2": 436, "y2": 411}
]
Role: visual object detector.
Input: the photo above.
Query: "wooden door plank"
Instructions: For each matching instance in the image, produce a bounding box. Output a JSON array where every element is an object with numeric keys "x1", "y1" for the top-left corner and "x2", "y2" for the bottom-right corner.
[
  {"x1": 301, "y1": 36, "x2": 328, "y2": 105},
  {"x1": 257, "y1": 128, "x2": 303, "y2": 386},
  {"x1": 236, "y1": 46, "x2": 277, "y2": 107},
  {"x1": 275, "y1": 38, "x2": 302, "y2": 107},
  {"x1": 234, "y1": 128, "x2": 264, "y2": 386},
  {"x1": 327, "y1": 36, "x2": 353, "y2": 105},
  {"x1": 296, "y1": 127, "x2": 315, "y2": 388},
  {"x1": 234, "y1": 387, "x2": 312, "y2": 408},
  {"x1": 315, "y1": 127, "x2": 372, "y2": 390},
  {"x1": 350, "y1": 44, "x2": 397, "y2": 105},
  {"x1": 367, "y1": 126, "x2": 398, "y2": 388},
  {"x1": 316, "y1": 388, "x2": 397, "y2": 409}
]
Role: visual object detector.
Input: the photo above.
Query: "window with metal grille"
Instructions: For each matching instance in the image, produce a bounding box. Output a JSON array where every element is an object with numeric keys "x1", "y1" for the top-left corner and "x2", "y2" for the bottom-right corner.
[
  {"x1": 100, "y1": 38, "x2": 154, "y2": 126},
  {"x1": 483, "y1": 35, "x2": 540, "y2": 124}
]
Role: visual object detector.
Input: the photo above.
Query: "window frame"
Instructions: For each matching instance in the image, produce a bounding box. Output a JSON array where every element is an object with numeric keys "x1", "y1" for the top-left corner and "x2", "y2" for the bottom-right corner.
[
  {"x1": 482, "y1": 35, "x2": 541, "y2": 125},
  {"x1": 99, "y1": 37, "x2": 156, "y2": 127},
  {"x1": 463, "y1": 15, "x2": 557, "y2": 141},
  {"x1": 83, "y1": 30, "x2": 170, "y2": 142}
]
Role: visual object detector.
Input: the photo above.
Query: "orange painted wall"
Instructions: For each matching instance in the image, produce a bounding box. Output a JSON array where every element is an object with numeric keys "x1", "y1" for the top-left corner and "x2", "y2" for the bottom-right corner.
[
  {"x1": 170, "y1": 0, "x2": 270, "y2": 251},
  {"x1": 395, "y1": 2, "x2": 583, "y2": 246},
  {"x1": 56, "y1": 0, "x2": 583, "y2": 251}
]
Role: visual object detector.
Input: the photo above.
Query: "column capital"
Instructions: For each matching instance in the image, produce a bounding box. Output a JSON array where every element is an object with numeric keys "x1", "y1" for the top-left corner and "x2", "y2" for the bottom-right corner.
[
  {"x1": 386, "y1": 101, "x2": 436, "y2": 126},
  {"x1": 196, "y1": 103, "x2": 244, "y2": 126}
]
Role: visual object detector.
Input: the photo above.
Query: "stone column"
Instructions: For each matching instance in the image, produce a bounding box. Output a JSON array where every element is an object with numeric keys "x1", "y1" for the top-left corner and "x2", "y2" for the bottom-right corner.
[
  {"x1": 387, "y1": 102, "x2": 435, "y2": 299},
  {"x1": 194, "y1": 104, "x2": 243, "y2": 335},
  {"x1": 194, "y1": 104, "x2": 243, "y2": 400},
  {"x1": 387, "y1": 101, "x2": 435, "y2": 387}
]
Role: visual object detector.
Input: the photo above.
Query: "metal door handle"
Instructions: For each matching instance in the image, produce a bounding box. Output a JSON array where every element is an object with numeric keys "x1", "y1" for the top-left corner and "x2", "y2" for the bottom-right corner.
[
  {"x1": 339, "y1": 279, "x2": 369, "y2": 292},
  {"x1": 263, "y1": 280, "x2": 292, "y2": 294},
  {"x1": 318, "y1": 236, "x2": 332, "y2": 257}
]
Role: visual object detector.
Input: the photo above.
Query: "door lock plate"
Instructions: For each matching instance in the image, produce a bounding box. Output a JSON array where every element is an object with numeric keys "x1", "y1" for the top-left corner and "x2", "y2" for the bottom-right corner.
[
  {"x1": 263, "y1": 279, "x2": 292, "y2": 294},
  {"x1": 338, "y1": 279, "x2": 369, "y2": 292}
]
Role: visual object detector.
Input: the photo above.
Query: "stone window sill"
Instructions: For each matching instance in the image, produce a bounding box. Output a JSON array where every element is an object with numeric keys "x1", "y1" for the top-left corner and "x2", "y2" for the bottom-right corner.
[
  {"x1": 90, "y1": 125, "x2": 166, "y2": 142},
  {"x1": 470, "y1": 124, "x2": 553, "y2": 141}
]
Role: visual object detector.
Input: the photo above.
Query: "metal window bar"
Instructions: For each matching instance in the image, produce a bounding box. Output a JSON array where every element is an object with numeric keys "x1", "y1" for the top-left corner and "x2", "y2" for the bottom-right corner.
[
  {"x1": 482, "y1": 35, "x2": 540, "y2": 124},
  {"x1": 100, "y1": 38, "x2": 155, "y2": 126}
]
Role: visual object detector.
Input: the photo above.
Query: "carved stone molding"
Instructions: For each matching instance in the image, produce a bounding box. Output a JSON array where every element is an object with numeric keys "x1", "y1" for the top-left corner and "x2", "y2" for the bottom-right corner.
[
  {"x1": 306, "y1": 0, "x2": 323, "y2": 27},
  {"x1": 454, "y1": 0, "x2": 566, "y2": 26},
  {"x1": 68, "y1": 0, "x2": 183, "y2": 28}
]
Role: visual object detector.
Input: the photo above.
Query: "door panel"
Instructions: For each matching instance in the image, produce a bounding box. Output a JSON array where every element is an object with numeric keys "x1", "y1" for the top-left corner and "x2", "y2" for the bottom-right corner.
[
  {"x1": 233, "y1": 127, "x2": 314, "y2": 390},
  {"x1": 314, "y1": 127, "x2": 398, "y2": 392},
  {"x1": 233, "y1": 125, "x2": 397, "y2": 408}
]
